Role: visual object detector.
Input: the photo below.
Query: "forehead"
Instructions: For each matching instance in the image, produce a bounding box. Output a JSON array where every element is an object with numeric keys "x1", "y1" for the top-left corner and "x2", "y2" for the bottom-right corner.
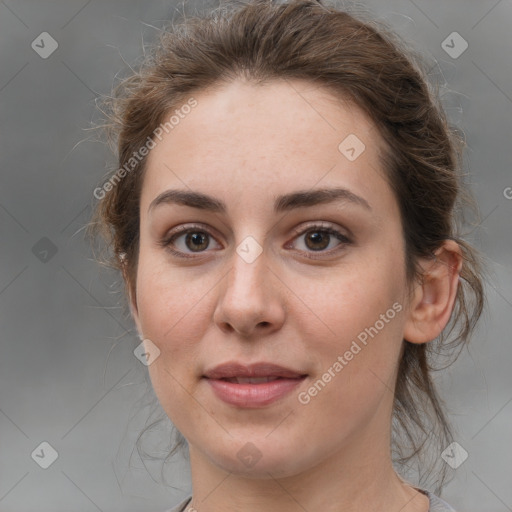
[{"x1": 142, "y1": 79, "x2": 392, "y2": 216}]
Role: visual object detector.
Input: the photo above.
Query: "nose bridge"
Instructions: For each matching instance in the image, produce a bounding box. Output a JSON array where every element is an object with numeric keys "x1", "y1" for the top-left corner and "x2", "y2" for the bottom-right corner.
[
  {"x1": 213, "y1": 232, "x2": 285, "y2": 335},
  {"x1": 226, "y1": 237, "x2": 268, "y2": 301},
  {"x1": 225, "y1": 219, "x2": 268, "y2": 286}
]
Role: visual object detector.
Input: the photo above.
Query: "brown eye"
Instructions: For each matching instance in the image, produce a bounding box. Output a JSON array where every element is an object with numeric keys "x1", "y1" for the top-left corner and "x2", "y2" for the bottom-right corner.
[
  {"x1": 290, "y1": 224, "x2": 351, "y2": 256},
  {"x1": 184, "y1": 232, "x2": 210, "y2": 252},
  {"x1": 297, "y1": 226, "x2": 350, "y2": 252},
  {"x1": 304, "y1": 230, "x2": 331, "y2": 251},
  {"x1": 159, "y1": 224, "x2": 222, "y2": 258}
]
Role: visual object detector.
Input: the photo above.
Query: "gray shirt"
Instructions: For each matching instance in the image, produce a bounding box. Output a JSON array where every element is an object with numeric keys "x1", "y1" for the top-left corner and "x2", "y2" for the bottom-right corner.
[{"x1": 163, "y1": 490, "x2": 456, "y2": 511}]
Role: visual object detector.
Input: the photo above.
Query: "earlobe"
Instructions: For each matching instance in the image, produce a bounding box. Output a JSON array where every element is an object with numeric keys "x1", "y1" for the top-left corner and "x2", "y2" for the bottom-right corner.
[{"x1": 403, "y1": 240, "x2": 462, "y2": 344}]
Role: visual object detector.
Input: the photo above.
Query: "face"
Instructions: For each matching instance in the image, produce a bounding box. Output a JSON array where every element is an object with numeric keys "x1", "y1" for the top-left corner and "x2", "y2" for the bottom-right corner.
[{"x1": 131, "y1": 79, "x2": 412, "y2": 478}]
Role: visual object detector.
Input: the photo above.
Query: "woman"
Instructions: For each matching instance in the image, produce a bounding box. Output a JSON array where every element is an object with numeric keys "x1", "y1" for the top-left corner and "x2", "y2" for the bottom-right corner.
[{"x1": 90, "y1": 0, "x2": 484, "y2": 510}]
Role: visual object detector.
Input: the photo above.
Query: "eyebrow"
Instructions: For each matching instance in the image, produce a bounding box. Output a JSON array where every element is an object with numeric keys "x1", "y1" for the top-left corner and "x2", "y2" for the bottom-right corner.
[{"x1": 148, "y1": 187, "x2": 372, "y2": 214}]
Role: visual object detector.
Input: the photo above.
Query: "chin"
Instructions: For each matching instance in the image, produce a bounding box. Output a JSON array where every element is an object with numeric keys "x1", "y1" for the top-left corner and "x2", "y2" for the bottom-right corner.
[{"x1": 204, "y1": 435, "x2": 316, "y2": 479}]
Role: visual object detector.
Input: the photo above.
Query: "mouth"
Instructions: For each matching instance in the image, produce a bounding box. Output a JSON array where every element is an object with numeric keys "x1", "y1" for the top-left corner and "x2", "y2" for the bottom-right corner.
[
  {"x1": 202, "y1": 361, "x2": 308, "y2": 407},
  {"x1": 219, "y1": 376, "x2": 293, "y2": 384},
  {"x1": 203, "y1": 361, "x2": 307, "y2": 380}
]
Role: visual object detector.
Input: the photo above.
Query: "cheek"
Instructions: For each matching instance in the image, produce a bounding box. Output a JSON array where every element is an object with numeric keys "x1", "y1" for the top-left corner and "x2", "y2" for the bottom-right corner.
[
  {"x1": 299, "y1": 253, "x2": 406, "y2": 396},
  {"x1": 135, "y1": 245, "x2": 200, "y2": 334},
  {"x1": 305, "y1": 254, "x2": 404, "y2": 341},
  {"x1": 135, "y1": 260, "x2": 208, "y2": 421},
  {"x1": 298, "y1": 289, "x2": 404, "y2": 437},
  {"x1": 134, "y1": 253, "x2": 211, "y2": 386}
]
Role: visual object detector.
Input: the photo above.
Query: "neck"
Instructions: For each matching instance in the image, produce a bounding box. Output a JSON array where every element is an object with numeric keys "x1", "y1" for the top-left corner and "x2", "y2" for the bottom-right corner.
[{"x1": 186, "y1": 427, "x2": 428, "y2": 512}]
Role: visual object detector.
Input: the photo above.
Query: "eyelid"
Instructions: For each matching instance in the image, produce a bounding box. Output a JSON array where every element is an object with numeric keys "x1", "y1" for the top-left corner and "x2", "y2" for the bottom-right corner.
[
  {"x1": 289, "y1": 221, "x2": 351, "y2": 240},
  {"x1": 163, "y1": 223, "x2": 216, "y2": 240}
]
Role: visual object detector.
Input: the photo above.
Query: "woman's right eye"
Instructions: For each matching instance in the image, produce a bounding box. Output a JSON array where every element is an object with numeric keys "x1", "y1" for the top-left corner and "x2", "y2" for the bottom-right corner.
[{"x1": 159, "y1": 225, "x2": 221, "y2": 259}]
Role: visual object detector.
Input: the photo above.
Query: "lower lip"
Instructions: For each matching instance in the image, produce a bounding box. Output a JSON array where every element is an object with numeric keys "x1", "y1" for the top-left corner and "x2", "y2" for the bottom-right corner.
[{"x1": 204, "y1": 377, "x2": 306, "y2": 407}]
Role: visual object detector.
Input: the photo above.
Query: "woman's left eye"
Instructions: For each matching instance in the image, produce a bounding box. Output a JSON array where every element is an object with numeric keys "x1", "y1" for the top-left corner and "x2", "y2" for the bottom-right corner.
[
  {"x1": 159, "y1": 223, "x2": 351, "y2": 259},
  {"x1": 289, "y1": 225, "x2": 351, "y2": 256}
]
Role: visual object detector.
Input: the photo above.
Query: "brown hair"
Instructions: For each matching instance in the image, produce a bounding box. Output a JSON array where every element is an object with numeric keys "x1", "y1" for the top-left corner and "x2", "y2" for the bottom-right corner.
[{"x1": 89, "y1": 0, "x2": 485, "y2": 494}]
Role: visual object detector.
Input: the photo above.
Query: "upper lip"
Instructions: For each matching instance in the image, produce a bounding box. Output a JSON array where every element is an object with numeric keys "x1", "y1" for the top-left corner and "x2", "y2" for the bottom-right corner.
[{"x1": 203, "y1": 361, "x2": 307, "y2": 380}]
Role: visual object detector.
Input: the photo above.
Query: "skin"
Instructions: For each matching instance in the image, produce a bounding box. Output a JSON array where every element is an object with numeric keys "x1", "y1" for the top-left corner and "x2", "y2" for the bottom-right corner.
[{"x1": 128, "y1": 79, "x2": 462, "y2": 512}]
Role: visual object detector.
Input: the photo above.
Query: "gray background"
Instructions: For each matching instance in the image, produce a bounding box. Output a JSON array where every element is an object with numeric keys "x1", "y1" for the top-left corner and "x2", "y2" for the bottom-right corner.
[{"x1": 0, "y1": 0, "x2": 511, "y2": 511}]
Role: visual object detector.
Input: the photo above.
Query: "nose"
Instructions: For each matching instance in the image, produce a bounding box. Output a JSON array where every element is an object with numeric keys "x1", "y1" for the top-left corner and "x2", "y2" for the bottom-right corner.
[{"x1": 213, "y1": 246, "x2": 286, "y2": 339}]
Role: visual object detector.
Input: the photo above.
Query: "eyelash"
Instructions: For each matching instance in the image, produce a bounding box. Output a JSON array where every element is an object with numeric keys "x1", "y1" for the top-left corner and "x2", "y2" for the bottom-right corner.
[{"x1": 159, "y1": 222, "x2": 352, "y2": 260}]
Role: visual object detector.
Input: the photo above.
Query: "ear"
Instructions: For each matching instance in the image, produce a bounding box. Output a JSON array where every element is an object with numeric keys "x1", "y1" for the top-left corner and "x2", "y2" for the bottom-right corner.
[{"x1": 403, "y1": 240, "x2": 462, "y2": 344}]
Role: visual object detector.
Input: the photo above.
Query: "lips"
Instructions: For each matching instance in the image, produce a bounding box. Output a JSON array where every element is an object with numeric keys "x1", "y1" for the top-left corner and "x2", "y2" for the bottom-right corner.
[
  {"x1": 202, "y1": 361, "x2": 308, "y2": 407},
  {"x1": 202, "y1": 361, "x2": 307, "y2": 380}
]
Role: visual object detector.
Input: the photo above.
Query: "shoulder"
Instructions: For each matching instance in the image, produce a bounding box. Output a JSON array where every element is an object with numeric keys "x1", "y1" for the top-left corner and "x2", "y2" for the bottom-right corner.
[
  {"x1": 161, "y1": 495, "x2": 193, "y2": 512},
  {"x1": 421, "y1": 489, "x2": 457, "y2": 512}
]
